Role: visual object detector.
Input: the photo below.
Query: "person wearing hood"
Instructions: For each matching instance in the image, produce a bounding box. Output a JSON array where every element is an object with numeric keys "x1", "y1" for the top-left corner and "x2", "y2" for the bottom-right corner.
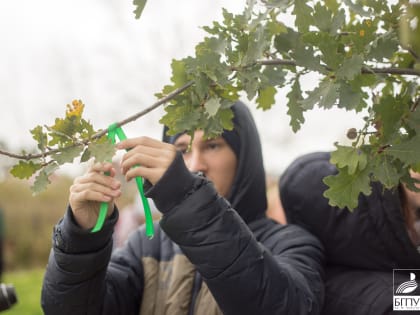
[
  {"x1": 41, "y1": 101, "x2": 325, "y2": 315},
  {"x1": 279, "y1": 152, "x2": 420, "y2": 314}
]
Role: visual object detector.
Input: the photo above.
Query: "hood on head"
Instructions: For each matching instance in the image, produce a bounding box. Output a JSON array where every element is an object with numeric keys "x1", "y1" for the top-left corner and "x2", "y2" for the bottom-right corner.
[
  {"x1": 279, "y1": 151, "x2": 420, "y2": 269},
  {"x1": 163, "y1": 101, "x2": 267, "y2": 224}
]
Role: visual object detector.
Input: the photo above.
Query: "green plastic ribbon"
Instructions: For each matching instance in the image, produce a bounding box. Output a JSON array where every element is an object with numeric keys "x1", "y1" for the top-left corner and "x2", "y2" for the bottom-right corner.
[{"x1": 91, "y1": 123, "x2": 154, "y2": 238}]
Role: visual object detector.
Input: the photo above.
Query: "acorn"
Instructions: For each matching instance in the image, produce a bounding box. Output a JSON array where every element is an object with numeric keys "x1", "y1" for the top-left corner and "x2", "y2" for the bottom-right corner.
[{"x1": 347, "y1": 128, "x2": 358, "y2": 140}]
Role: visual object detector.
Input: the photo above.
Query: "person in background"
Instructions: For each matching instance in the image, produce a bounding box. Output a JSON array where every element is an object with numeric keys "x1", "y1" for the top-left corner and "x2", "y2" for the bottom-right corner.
[
  {"x1": 41, "y1": 101, "x2": 325, "y2": 315},
  {"x1": 265, "y1": 175, "x2": 286, "y2": 224},
  {"x1": 112, "y1": 199, "x2": 145, "y2": 249},
  {"x1": 279, "y1": 152, "x2": 420, "y2": 315}
]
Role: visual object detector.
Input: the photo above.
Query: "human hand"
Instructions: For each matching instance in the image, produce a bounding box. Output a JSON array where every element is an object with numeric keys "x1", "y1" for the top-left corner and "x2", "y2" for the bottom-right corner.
[
  {"x1": 117, "y1": 136, "x2": 177, "y2": 185},
  {"x1": 69, "y1": 162, "x2": 122, "y2": 230}
]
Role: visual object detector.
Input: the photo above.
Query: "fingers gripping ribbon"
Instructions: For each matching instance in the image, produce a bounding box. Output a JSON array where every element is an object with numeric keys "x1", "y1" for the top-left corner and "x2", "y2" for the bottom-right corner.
[{"x1": 91, "y1": 123, "x2": 154, "y2": 238}]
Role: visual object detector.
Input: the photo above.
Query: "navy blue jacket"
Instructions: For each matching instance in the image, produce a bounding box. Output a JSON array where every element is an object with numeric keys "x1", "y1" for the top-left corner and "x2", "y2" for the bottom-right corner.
[
  {"x1": 42, "y1": 102, "x2": 325, "y2": 314},
  {"x1": 280, "y1": 152, "x2": 420, "y2": 314}
]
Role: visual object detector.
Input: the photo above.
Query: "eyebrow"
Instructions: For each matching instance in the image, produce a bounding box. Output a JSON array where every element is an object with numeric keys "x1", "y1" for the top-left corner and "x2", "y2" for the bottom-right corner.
[{"x1": 174, "y1": 141, "x2": 189, "y2": 149}]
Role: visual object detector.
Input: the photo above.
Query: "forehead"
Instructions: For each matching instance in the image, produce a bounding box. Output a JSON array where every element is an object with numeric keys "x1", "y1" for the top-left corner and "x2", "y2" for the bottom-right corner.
[{"x1": 174, "y1": 130, "x2": 223, "y2": 144}]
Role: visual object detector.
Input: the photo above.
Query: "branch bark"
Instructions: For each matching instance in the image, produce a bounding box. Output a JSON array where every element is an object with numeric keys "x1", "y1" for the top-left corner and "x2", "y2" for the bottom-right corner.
[
  {"x1": 257, "y1": 58, "x2": 420, "y2": 76},
  {"x1": 0, "y1": 58, "x2": 418, "y2": 161}
]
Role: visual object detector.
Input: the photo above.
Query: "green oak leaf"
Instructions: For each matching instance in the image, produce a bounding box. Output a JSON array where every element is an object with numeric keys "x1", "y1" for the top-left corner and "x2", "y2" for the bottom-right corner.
[
  {"x1": 245, "y1": 0, "x2": 257, "y2": 19},
  {"x1": 300, "y1": 80, "x2": 339, "y2": 110},
  {"x1": 31, "y1": 171, "x2": 49, "y2": 195},
  {"x1": 373, "y1": 95, "x2": 407, "y2": 142},
  {"x1": 256, "y1": 86, "x2": 276, "y2": 110},
  {"x1": 51, "y1": 145, "x2": 83, "y2": 165},
  {"x1": 218, "y1": 107, "x2": 235, "y2": 131},
  {"x1": 170, "y1": 59, "x2": 188, "y2": 88},
  {"x1": 30, "y1": 163, "x2": 59, "y2": 195},
  {"x1": 49, "y1": 117, "x2": 79, "y2": 145},
  {"x1": 80, "y1": 147, "x2": 92, "y2": 162},
  {"x1": 287, "y1": 78, "x2": 305, "y2": 132},
  {"x1": 243, "y1": 24, "x2": 266, "y2": 65},
  {"x1": 338, "y1": 82, "x2": 363, "y2": 111},
  {"x1": 274, "y1": 27, "x2": 300, "y2": 53},
  {"x1": 262, "y1": 66, "x2": 286, "y2": 87},
  {"x1": 371, "y1": 154, "x2": 401, "y2": 189},
  {"x1": 204, "y1": 97, "x2": 221, "y2": 117},
  {"x1": 237, "y1": 68, "x2": 261, "y2": 101},
  {"x1": 79, "y1": 118, "x2": 96, "y2": 138},
  {"x1": 386, "y1": 135, "x2": 420, "y2": 165},
  {"x1": 133, "y1": 0, "x2": 147, "y2": 19},
  {"x1": 198, "y1": 36, "x2": 227, "y2": 55},
  {"x1": 323, "y1": 166, "x2": 372, "y2": 210},
  {"x1": 312, "y1": 2, "x2": 332, "y2": 33},
  {"x1": 88, "y1": 140, "x2": 116, "y2": 163},
  {"x1": 368, "y1": 31, "x2": 399, "y2": 61},
  {"x1": 330, "y1": 9, "x2": 346, "y2": 35},
  {"x1": 406, "y1": 105, "x2": 420, "y2": 133},
  {"x1": 393, "y1": 52, "x2": 416, "y2": 69},
  {"x1": 160, "y1": 103, "x2": 203, "y2": 136},
  {"x1": 262, "y1": 0, "x2": 293, "y2": 10},
  {"x1": 343, "y1": 0, "x2": 372, "y2": 17},
  {"x1": 193, "y1": 72, "x2": 212, "y2": 100},
  {"x1": 202, "y1": 107, "x2": 234, "y2": 138},
  {"x1": 330, "y1": 144, "x2": 368, "y2": 175},
  {"x1": 325, "y1": 0, "x2": 339, "y2": 13},
  {"x1": 302, "y1": 32, "x2": 341, "y2": 70},
  {"x1": 293, "y1": 45, "x2": 324, "y2": 72},
  {"x1": 336, "y1": 54, "x2": 364, "y2": 81},
  {"x1": 293, "y1": 0, "x2": 313, "y2": 32},
  {"x1": 10, "y1": 161, "x2": 42, "y2": 179},
  {"x1": 267, "y1": 20, "x2": 287, "y2": 36},
  {"x1": 400, "y1": 3, "x2": 420, "y2": 59},
  {"x1": 30, "y1": 125, "x2": 48, "y2": 151}
]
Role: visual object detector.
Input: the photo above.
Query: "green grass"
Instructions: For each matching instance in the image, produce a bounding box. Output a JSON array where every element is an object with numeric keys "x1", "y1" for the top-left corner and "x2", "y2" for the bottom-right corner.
[{"x1": 1, "y1": 269, "x2": 44, "y2": 315}]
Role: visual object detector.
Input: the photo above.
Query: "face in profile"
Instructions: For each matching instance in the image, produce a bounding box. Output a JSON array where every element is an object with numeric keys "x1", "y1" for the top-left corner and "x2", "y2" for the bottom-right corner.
[{"x1": 174, "y1": 130, "x2": 238, "y2": 198}]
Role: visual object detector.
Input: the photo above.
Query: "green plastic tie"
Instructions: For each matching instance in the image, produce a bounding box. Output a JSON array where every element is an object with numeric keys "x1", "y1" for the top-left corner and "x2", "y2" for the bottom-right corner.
[
  {"x1": 91, "y1": 123, "x2": 154, "y2": 238},
  {"x1": 91, "y1": 124, "x2": 116, "y2": 233}
]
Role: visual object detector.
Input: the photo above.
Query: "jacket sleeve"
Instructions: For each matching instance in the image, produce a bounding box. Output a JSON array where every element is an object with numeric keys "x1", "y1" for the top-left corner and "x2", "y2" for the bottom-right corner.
[
  {"x1": 41, "y1": 207, "x2": 146, "y2": 315},
  {"x1": 146, "y1": 152, "x2": 325, "y2": 315}
]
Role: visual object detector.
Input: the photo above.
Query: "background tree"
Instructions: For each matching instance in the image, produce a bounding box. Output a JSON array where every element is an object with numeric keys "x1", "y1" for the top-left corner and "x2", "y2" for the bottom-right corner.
[{"x1": 1, "y1": 0, "x2": 420, "y2": 210}]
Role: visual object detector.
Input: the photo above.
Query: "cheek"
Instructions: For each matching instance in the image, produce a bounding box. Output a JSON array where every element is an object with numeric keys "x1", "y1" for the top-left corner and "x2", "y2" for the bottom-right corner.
[
  {"x1": 182, "y1": 155, "x2": 193, "y2": 171},
  {"x1": 214, "y1": 158, "x2": 237, "y2": 194}
]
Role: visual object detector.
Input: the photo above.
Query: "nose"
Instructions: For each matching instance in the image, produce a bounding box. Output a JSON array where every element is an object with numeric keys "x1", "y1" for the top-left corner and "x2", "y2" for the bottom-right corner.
[{"x1": 187, "y1": 150, "x2": 207, "y2": 173}]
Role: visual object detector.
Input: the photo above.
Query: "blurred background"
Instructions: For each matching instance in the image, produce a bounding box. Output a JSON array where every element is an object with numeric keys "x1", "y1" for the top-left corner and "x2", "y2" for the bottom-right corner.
[{"x1": 0, "y1": 1, "x2": 365, "y2": 314}]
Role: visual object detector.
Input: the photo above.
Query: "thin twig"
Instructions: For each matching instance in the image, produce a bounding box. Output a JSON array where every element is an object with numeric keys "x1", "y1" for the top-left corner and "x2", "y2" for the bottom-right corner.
[
  {"x1": 0, "y1": 81, "x2": 194, "y2": 160},
  {"x1": 91, "y1": 81, "x2": 194, "y2": 140},
  {"x1": 361, "y1": 66, "x2": 420, "y2": 76},
  {"x1": 257, "y1": 58, "x2": 420, "y2": 76}
]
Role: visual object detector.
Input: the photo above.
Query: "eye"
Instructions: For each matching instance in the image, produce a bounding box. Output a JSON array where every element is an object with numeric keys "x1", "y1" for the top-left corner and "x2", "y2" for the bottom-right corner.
[{"x1": 206, "y1": 141, "x2": 222, "y2": 151}]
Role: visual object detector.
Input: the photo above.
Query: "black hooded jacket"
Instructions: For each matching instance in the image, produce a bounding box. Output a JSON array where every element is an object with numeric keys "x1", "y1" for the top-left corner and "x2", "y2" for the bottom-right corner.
[
  {"x1": 280, "y1": 152, "x2": 420, "y2": 315},
  {"x1": 41, "y1": 102, "x2": 325, "y2": 315}
]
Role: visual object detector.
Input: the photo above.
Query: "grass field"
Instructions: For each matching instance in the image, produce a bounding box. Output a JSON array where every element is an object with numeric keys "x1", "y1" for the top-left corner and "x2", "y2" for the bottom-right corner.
[{"x1": 2, "y1": 269, "x2": 44, "y2": 315}]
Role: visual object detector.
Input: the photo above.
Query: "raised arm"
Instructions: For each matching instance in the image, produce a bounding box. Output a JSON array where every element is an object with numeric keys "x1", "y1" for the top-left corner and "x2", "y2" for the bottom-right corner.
[{"x1": 41, "y1": 162, "x2": 144, "y2": 314}]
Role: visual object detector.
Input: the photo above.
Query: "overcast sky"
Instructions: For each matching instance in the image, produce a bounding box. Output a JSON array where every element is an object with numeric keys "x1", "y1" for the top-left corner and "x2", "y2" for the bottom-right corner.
[{"x1": 0, "y1": 0, "x2": 365, "y2": 177}]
